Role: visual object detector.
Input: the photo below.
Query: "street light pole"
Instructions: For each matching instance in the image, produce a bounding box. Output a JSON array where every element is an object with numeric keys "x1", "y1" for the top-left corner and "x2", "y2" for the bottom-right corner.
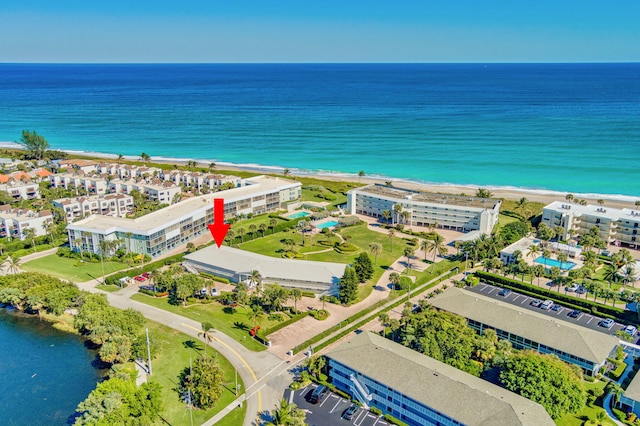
[{"x1": 146, "y1": 327, "x2": 152, "y2": 375}]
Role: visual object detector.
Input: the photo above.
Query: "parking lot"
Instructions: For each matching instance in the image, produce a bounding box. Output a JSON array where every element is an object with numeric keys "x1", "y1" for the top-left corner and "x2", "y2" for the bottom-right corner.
[
  {"x1": 470, "y1": 283, "x2": 639, "y2": 343},
  {"x1": 288, "y1": 384, "x2": 389, "y2": 426}
]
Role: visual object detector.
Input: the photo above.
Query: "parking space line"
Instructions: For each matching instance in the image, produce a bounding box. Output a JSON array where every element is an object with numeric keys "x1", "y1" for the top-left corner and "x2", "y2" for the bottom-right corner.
[
  {"x1": 586, "y1": 316, "x2": 594, "y2": 324},
  {"x1": 520, "y1": 297, "x2": 529, "y2": 304},
  {"x1": 329, "y1": 399, "x2": 342, "y2": 413},
  {"x1": 512, "y1": 295, "x2": 521, "y2": 302},
  {"x1": 486, "y1": 287, "x2": 497, "y2": 294},
  {"x1": 354, "y1": 409, "x2": 367, "y2": 425}
]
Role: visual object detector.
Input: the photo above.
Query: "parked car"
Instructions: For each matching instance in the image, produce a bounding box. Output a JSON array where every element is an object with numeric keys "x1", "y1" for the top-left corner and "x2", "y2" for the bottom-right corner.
[
  {"x1": 565, "y1": 284, "x2": 580, "y2": 293},
  {"x1": 623, "y1": 325, "x2": 637, "y2": 336},
  {"x1": 598, "y1": 319, "x2": 615, "y2": 329},
  {"x1": 498, "y1": 288, "x2": 512, "y2": 297},
  {"x1": 141, "y1": 272, "x2": 151, "y2": 279},
  {"x1": 134, "y1": 275, "x2": 146, "y2": 282},
  {"x1": 211, "y1": 288, "x2": 218, "y2": 296},
  {"x1": 310, "y1": 385, "x2": 329, "y2": 404},
  {"x1": 344, "y1": 404, "x2": 359, "y2": 420},
  {"x1": 530, "y1": 299, "x2": 542, "y2": 307},
  {"x1": 575, "y1": 286, "x2": 587, "y2": 295},
  {"x1": 567, "y1": 310, "x2": 581, "y2": 319},
  {"x1": 540, "y1": 300, "x2": 554, "y2": 310},
  {"x1": 551, "y1": 304, "x2": 563, "y2": 312}
]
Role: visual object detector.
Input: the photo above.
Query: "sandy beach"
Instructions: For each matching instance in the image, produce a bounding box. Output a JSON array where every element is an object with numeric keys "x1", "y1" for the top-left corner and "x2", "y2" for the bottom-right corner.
[{"x1": 2, "y1": 142, "x2": 637, "y2": 210}]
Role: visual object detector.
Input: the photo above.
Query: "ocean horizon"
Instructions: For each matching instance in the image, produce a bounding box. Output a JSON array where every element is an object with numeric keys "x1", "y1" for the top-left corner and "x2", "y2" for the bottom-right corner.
[{"x1": 1, "y1": 63, "x2": 639, "y2": 198}]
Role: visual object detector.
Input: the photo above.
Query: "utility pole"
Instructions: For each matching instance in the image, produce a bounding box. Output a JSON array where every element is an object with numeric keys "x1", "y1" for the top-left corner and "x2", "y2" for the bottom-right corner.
[{"x1": 146, "y1": 327, "x2": 152, "y2": 375}]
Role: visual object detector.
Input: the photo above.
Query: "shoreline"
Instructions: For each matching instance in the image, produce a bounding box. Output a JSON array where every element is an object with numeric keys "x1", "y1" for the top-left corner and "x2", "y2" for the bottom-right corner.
[{"x1": 2, "y1": 142, "x2": 638, "y2": 209}]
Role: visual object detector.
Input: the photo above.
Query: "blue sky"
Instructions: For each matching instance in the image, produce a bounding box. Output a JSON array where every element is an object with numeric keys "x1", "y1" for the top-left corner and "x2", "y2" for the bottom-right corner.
[{"x1": 1, "y1": 1, "x2": 638, "y2": 63}]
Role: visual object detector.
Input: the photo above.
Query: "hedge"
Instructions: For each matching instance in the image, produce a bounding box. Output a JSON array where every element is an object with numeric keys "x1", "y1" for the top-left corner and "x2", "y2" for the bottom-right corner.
[
  {"x1": 473, "y1": 271, "x2": 637, "y2": 324},
  {"x1": 384, "y1": 414, "x2": 409, "y2": 426},
  {"x1": 198, "y1": 272, "x2": 230, "y2": 284},
  {"x1": 105, "y1": 253, "x2": 185, "y2": 285},
  {"x1": 265, "y1": 311, "x2": 310, "y2": 336}
]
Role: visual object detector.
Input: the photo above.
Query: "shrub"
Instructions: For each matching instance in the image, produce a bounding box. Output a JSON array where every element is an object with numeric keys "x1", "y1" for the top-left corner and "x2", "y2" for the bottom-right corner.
[
  {"x1": 310, "y1": 309, "x2": 329, "y2": 320},
  {"x1": 370, "y1": 406, "x2": 382, "y2": 416},
  {"x1": 383, "y1": 414, "x2": 409, "y2": 426}
]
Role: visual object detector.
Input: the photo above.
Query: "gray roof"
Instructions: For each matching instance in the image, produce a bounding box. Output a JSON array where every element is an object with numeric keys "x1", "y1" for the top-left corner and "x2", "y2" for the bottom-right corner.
[
  {"x1": 326, "y1": 332, "x2": 554, "y2": 426},
  {"x1": 430, "y1": 288, "x2": 619, "y2": 364},
  {"x1": 624, "y1": 373, "x2": 640, "y2": 402},
  {"x1": 184, "y1": 245, "x2": 346, "y2": 286}
]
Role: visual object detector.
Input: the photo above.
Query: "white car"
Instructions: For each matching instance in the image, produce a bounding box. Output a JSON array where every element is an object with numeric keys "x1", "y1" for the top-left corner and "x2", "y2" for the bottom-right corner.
[{"x1": 623, "y1": 325, "x2": 637, "y2": 337}]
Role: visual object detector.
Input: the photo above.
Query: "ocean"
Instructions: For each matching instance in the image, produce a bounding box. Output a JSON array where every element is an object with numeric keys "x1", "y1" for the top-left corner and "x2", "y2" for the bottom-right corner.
[
  {"x1": 0, "y1": 63, "x2": 639, "y2": 198},
  {"x1": 0, "y1": 309, "x2": 103, "y2": 425}
]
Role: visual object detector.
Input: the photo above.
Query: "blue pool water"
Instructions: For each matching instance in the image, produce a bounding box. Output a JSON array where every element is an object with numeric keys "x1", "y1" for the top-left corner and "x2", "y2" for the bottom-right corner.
[
  {"x1": 316, "y1": 220, "x2": 339, "y2": 229},
  {"x1": 534, "y1": 256, "x2": 576, "y2": 271},
  {"x1": 287, "y1": 211, "x2": 310, "y2": 219}
]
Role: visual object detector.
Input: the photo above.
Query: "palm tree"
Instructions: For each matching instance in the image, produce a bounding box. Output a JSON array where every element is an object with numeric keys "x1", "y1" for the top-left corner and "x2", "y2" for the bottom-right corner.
[
  {"x1": 602, "y1": 263, "x2": 620, "y2": 288},
  {"x1": 381, "y1": 210, "x2": 392, "y2": 226},
  {"x1": 117, "y1": 154, "x2": 124, "y2": 165},
  {"x1": 208, "y1": 162, "x2": 216, "y2": 172},
  {"x1": 259, "y1": 223, "x2": 267, "y2": 238},
  {"x1": 402, "y1": 210, "x2": 411, "y2": 228},
  {"x1": 225, "y1": 229, "x2": 235, "y2": 245},
  {"x1": 140, "y1": 152, "x2": 150, "y2": 164},
  {"x1": 515, "y1": 197, "x2": 530, "y2": 219},
  {"x1": 387, "y1": 228, "x2": 395, "y2": 251},
  {"x1": 0, "y1": 243, "x2": 4, "y2": 256},
  {"x1": 23, "y1": 228, "x2": 36, "y2": 252},
  {"x1": 320, "y1": 295, "x2": 330, "y2": 310},
  {"x1": 403, "y1": 247, "x2": 414, "y2": 272},
  {"x1": 475, "y1": 188, "x2": 493, "y2": 198},
  {"x1": 198, "y1": 322, "x2": 215, "y2": 356},
  {"x1": 426, "y1": 233, "x2": 448, "y2": 272},
  {"x1": 250, "y1": 269, "x2": 263, "y2": 292},
  {"x1": 389, "y1": 272, "x2": 401, "y2": 290},
  {"x1": 393, "y1": 204, "x2": 403, "y2": 225},
  {"x1": 565, "y1": 193, "x2": 574, "y2": 202},
  {"x1": 369, "y1": 242, "x2": 383, "y2": 265},
  {"x1": 248, "y1": 224, "x2": 258, "y2": 240},
  {"x1": 527, "y1": 244, "x2": 540, "y2": 262},
  {"x1": 358, "y1": 170, "x2": 365, "y2": 183},
  {"x1": 283, "y1": 168, "x2": 290, "y2": 177},
  {"x1": 290, "y1": 288, "x2": 303, "y2": 313},
  {"x1": 4, "y1": 255, "x2": 20, "y2": 274},
  {"x1": 248, "y1": 306, "x2": 265, "y2": 329},
  {"x1": 237, "y1": 227, "x2": 246, "y2": 243},
  {"x1": 269, "y1": 218, "x2": 278, "y2": 235}
]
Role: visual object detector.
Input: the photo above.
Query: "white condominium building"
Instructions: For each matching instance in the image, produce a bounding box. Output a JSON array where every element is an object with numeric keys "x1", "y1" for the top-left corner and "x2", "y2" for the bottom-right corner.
[
  {"x1": 53, "y1": 194, "x2": 134, "y2": 221},
  {"x1": 66, "y1": 176, "x2": 301, "y2": 258},
  {"x1": 542, "y1": 201, "x2": 640, "y2": 248},
  {"x1": 0, "y1": 207, "x2": 53, "y2": 240},
  {"x1": 347, "y1": 184, "x2": 501, "y2": 234}
]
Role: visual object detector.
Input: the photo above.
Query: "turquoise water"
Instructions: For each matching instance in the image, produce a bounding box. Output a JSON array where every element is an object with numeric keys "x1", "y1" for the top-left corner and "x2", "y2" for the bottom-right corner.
[
  {"x1": 287, "y1": 211, "x2": 310, "y2": 219},
  {"x1": 0, "y1": 309, "x2": 104, "y2": 425},
  {"x1": 1, "y1": 63, "x2": 639, "y2": 198},
  {"x1": 317, "y1": 220, "x2": 340, "y2": 229},
  {"x1": 534, "y1": 256, "x2": 577, "y2": 271}
]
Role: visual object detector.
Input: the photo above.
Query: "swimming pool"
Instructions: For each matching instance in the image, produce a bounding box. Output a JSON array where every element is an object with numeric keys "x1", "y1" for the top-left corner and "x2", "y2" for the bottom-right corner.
[
  {"x1": 316, "y1": 220, "x2": 339, "y2": 229},
  {"x1": 534, "y1": 256, "x2": 576, "y2": 271},
  {"x1": 287, "y1": 211, "x2": 310, "y2": 219}
]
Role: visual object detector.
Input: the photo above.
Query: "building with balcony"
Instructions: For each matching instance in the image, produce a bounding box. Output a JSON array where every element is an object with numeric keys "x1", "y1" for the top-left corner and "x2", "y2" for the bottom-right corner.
[
  {"x1": 0, "y1": 180, "x2": 40, "y2": 201},
  {"x1": 0, "y1": 207, "x2": 53, "y2": 240},
  {"x1": 542, "y1": 201, "x2": 640, "y2": 249},
  {"x1": 53, "y1": 194, "x2": 134, "y2": 221},
  {"x1": 346, "y1": 184, "x2": 501, "y2": 234},
  {"x1": 430, "y1": 287, "x2": 619, "y2": 376},
  {"x1": 66, "y1": 175, "x2": 301, "y2": 259},
  {"x1": 326, "y1": 331, "x2": 554, "y2": 426},
  {"x1": 184, "y1": 245, "x2": 345, "y2": 295}
]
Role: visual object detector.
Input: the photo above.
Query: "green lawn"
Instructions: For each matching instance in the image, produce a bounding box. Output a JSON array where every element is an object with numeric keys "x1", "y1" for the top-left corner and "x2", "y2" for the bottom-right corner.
[
  {"x1": 22, "y1": 254, "x2": 129, "y2": 282},
  {"x1": 131, "y1": 293, "x2": 287, "y2": 351},
  {"x1": 555, "y1": 380, "x2": 616, "y2": 426},
  {"x1": 146, "y1": 320, "x2": 245, "y2": 425}
]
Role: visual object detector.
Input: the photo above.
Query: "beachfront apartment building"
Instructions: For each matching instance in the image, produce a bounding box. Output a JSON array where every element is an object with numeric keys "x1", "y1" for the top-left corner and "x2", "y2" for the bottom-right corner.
[
  {"x1": 66, "y1": 175, "x2": 301, "y2": 258},
  {"x1": 430, "y1": 287, "x2": 619, "y2": 376},
  {"x1": 542, "y1": 201, "x2": 640, "y2": 249},
  {"x1": 107, "y1": 178, "x2": 181, "y2": 205},
  {"x1": 326, "y1": 331, "x2": 554, "y2": 426},
  {"x1": 0, "y1": 206, "x2": 53, "y2": 240},
  {"x1": 53, "y1": 194, "x2": 134, "y2": 221},
  {"x1": 158, "y1": 170, "x2": 241, "y2": 192},
  {"x1": 346, "y1": 184, "x2": 501, "y2": 234},
  {"x1": 0, "y1": 180, "x2": 40, "y2": 201},
  {"x1": 49, "y1": 173, "x2": 109, "y2": 195}
]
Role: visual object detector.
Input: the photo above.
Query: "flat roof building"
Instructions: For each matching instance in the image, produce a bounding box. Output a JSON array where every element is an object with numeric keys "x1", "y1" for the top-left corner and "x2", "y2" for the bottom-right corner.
[
  {"x1": 430, "y1": 287, "x2": 619, "y2": 375},
  {"x1": 347, "y1": 184, "x2": 501, "y2": 234},
  {"x1": 53, "y1": 194, "x2": 134, "y2": 221},
  {"x1": 326, "y1": 331, "x2": 554, "y2": 426},
  {"x1": 0, "y1": 207, "x2": 53, "y2": 240},
  {"x1": 184, "y1": 245, "x2": 345, "y2": 295},
  {"x1": 66, "y1": 175, "x2": 301, "y2": 258},
  {"x1": 542, "y1": 201, "x2": 640, "y2": 249}
]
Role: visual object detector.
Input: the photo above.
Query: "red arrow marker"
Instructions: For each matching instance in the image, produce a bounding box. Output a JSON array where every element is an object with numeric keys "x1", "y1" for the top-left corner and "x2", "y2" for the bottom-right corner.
[{"x1": 207, "y1": 198, "x2": 230, "y2": 248}]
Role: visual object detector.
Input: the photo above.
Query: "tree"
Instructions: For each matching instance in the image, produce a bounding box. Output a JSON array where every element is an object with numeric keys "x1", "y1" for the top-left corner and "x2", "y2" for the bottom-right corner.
[
  {"x1": 527, "y1": 244, "x2": 540, "y2": 261},
  {"x1": 426, "y1": 233, "x2": 448, "y2": 272},
  {"x1": 475, "y1": 188, "x2": 493, "y2": 198},
  {"x1": 140, "y1": 152, "x2": 150, "y2": 164},
  {"x1": 296, "y1": 219, "x2": 309, "y2": 246},
  {"x1": 248, "y1": 224, "x2": 258, "y2": 240},
  {"x1": 387, "y1": 228, "x2": 395, "y2": 251},
  {"x1": 250, "y1": 269, "x2": 263, "y2": 292},
  {"x1": 290, "y1": 288, "x2": 303, "y2": 313},
  {"x1": 403, "y1": 246, "x2": 414, "y2": 272},
  {"x1": 393, "y1": 203, "x2": 403, "y2": 225},
  {"x1": 369, "y1": 242, "x2": 383, "y2": 265},
  {"x1": 265, "y1": 398, "x2": 306, "y2": 426},
  {"x1": 382, "y1": 209, "x2": 392, "y2": 225},
  {"x1": 23, "y1": 227, "x2": 36, "y2": 252},
  {"x1": 514, "y1": 197, "x2": 530, "y2": 218},
  {"x1": 353, "y1": 252, "x2": 374, "y2": 282},
  {"x1": 248, "y1": 305, "x2": 265, "y2": 328},
  {"x1": 259, "y1": 223, "x2": 268, "y2": 238},
  {"x1": 358, "y1": 170, "x2": 365, "y2": 183},
  {"x1": 499, "y1": 350, "x2": 586, "y2": 419},
  {"x1": 180, "y1": 355, "x2": 224, "y2": 410},
  {"x1": 319, "y1": 294, "x2": 330, "y2": 310},
  {"x1": 19, "y1": 130, "x2": 50, "y2": 160},
  {"x1": 117, "y1": 154, "x2": 124, "y2": 165},
  {"x1": 389, "y1": 272, "x2": 401, "y2": 289},
  {"x1": 198, "y1": 322, "x2": 215, "y2": 356},
  {"x1": 175, "y1": 274, "x2": 204, "y2": 305},
  {"x1": 283, "y1": 168, "x2": 290, "y2": 177},
  {"x1": 269, "y1": 218, "x2": 278, "y2": 234},
  {"x1": 338, "y1": 266, "x2": 358, "y2": 304}
]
